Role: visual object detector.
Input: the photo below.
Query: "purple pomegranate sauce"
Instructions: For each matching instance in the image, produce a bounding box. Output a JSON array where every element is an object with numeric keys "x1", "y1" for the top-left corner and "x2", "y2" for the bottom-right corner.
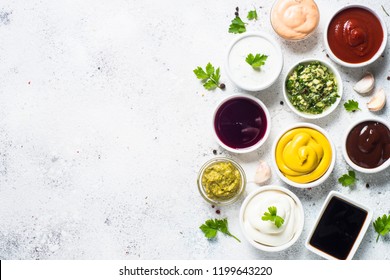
[{"x1": 214, "y1": 97, "x2": 268, "y2": 149}]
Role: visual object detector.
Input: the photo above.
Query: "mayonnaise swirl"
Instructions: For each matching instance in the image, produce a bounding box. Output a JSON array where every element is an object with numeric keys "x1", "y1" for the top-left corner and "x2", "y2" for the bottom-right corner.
[
  {"x1": 271, "y1": 0, "x2": 320, "y2": 40},
  {"x1": 276, "y1": 128, "x2": 332, "y2": 183},
  {"x1": 243, "y1": 190, "x2": 301, "y2": 247}
]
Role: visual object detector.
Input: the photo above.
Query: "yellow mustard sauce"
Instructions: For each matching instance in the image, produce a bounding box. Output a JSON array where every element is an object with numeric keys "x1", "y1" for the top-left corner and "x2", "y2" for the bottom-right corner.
[{"x1": 275, "y1": 128, "x2": 332, "y2": 183}]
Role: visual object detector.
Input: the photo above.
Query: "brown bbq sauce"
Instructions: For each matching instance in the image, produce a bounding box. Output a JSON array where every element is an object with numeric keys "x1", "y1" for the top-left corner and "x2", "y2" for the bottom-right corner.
[{"x1": 346, "y1": 121, "x2": 390, "y2": 168}]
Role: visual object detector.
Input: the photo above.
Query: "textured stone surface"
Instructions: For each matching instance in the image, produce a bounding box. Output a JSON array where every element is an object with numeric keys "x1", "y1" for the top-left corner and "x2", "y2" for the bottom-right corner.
[{"x1": 0, "y1": 0, "x2": 389, "y2": 259}]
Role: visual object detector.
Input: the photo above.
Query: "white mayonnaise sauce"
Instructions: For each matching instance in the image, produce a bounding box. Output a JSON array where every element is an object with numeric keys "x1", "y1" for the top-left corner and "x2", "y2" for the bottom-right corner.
[{"x1": 243, "y1": 190, "x2": 301, "y2": 247}]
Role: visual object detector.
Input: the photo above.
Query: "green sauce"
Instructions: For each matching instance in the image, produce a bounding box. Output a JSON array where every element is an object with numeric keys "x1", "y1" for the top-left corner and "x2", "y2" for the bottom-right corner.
[
  {"x1": 201, "y1": 161, "x2": 241, "y2": 200},
  {"x1": 286, "y1": 61, "x2": 339, "y2": 114}
]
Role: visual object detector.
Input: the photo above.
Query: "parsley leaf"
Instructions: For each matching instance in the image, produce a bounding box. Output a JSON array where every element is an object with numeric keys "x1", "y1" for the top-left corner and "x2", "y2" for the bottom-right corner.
[
  {"x1": 245, "y1": 53, "x2": 268, "y2": 69},
  {"x1": 261, "y1": 206, "x2": 284, "y2": 228},
  {"x1": 193, "y1": 63, "x2": 223, "y2": 90},
  {"x1": 373, "y1": 214, "x2": 390, "y2": 242},
  {"x1": 344, "y1": 100, "x2": 360, "y2": 112},
  {"x1": 247, "y1": 9, "x2": 258, "y2": 20},
  {"x1": 229, "y1": 16, "x2": 247, "y2": 34},
  {"x1": 338, "y1": 171, "x2": 357, "y2": 187},
  {"x1": 200, "y1": 218, "x2": 241, "y2": 242}
]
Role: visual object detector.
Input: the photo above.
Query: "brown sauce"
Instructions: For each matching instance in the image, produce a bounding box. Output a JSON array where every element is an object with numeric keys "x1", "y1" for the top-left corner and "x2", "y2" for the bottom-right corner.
[{"x1": 346, "y1": 121, "x2": 390, "y2": 168}]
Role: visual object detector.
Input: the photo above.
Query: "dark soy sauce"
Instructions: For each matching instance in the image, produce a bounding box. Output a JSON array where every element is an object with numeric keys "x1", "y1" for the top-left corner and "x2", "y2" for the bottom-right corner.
[
  {"x1": 309, "y1": 196, "x2": 368, "y2": 260},
  {"x1": 214, "y1": 97, "x2": 267, "y2": 149}
]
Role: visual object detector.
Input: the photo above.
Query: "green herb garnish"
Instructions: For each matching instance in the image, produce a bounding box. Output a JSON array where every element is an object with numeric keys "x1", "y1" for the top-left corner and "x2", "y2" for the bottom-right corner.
[
  {"x1": 247, "y1": 9, "x2": 258, "y2": 20},
  {"x1": 193, "y1": 63, "x2": 223, "y2": 90},
  {"x1": 382, "y1": 5, "x2": 390, "y2": 17},
  {"x1": 286, "y1": 61, "x2": 339, "y2": 114},
  {"x1": 373, "y1": 214, "x2": 390, "y2": 242},
  {"x1": 229, "y1": 16, "x2": 247, "y2": 34},
  {"x1": 338, "y1": 171, "x2": 357, "y2": 187},
  {"x1": 262, "y1": 206, "x2": 284, "y2": 228},
  {"x1": 245, "y1": 53, "x2": 268, "y2": 69},
  {"x1": 200, "y1": 218, "x2": 241, "y2": 242},
  {"x1": 344, "y1": 100, "x2": 360, "y2": 112}
]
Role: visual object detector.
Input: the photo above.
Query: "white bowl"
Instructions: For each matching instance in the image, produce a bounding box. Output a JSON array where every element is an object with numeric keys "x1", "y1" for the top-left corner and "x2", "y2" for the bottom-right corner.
[
  {"x1": 226, "y1": 32, "x2": 283, "y2": 91},
  {"x1": 272, "y1": 122, "x2": 336, "y2": 188},
  {"x1": 324, "y1": 5, "x2": 388, "y2": 68},
  {"x1": 305, "y1": 191, "x2": 373, "y2": 260},
  {"x1": 283, "y1": 58, "x2": 343, "y2": 119},
  {"x1": 270, "y1": 0, "x2": 320, "y2": 41},
  {"x1": 212, "y1": 94, "x2": 271, "y2": 154},
  {"x1": 342, "y1": 117, "x2": 390, "y2": 173},
  {"x1": 239, "y1": 185, "x2": 304, "y2": 252}
]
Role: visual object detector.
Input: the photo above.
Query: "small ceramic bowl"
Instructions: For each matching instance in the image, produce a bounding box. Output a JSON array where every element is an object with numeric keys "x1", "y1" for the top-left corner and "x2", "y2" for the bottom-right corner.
[
  {"x1": 226, "y1": 32, "x2": 283, "y2": 91},
  {"x1": 324, "y1": 4, "x2": 387, "y2": 68},
  {"x1": 272, "y1": 122, "x2": 336, "y2": 188},
  {"x1": 239, "y1": 185, "x2": 304, "y2": 252},
  {"x1": 305, "y1": 191, "x2": 373, "y2": 260},
  {"x1": 270, "y1": 0, "x2": 320, "y2": 41},
  {"x1": 212, "y1": 94, "x2": 271, "y2": 154},
  {"x1": 283, "y1": 58, "x2": 343, "y2": 119},
  {"x1": 197, "y1": 157, "x2": 246, "y2": 206},
  {"x1": 342, "y1": 117, "x2": 390, "y2": 173}
]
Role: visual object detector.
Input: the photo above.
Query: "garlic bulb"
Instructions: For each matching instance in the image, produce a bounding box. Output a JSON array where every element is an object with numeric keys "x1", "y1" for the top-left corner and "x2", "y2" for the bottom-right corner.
[
  {"x1": 254, "y1": 160, "x2": 271, "y2": 185},
  {"x1": 353, "y1": 73, "x2": 375, "y2": 95},
  {"x1": 367, "y1": 88, "x2": 386, "y2": 111}
]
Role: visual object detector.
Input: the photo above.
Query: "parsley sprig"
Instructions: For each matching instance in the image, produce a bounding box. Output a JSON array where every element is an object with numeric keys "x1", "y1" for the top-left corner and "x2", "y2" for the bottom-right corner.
[
  {"x1": 338, "y1": 171, "x2": 358, "y2": 187},
  {"x1": 262, "y1": 206, "x2": 284, "y2": 228},
  {"x1": 373, "y1": 214, "x2": 390, "y2": 242},
  {"x1": 193, "y1": 63, "x2": 224, "y2": 90},
  {"x1": 229, "y1": 16, "x2": 247, "y2": 34},
  {"x1": 246, "y1": 53, "x2": 268, "y2": 69},
  {"x1": 344, "y1": 100, "x2": 360, "y2": 112},
  {"x1": 247, "y1": 9, "x2": 258, "y2": 20},
  {"x1": 200, "y1": 218, "x2": 241, "y2": 242}
]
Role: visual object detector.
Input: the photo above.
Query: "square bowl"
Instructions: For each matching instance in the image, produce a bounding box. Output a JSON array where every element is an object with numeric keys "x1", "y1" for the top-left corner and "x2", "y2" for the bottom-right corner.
[{"x1": 305, "y1": 191, "x2": 373, "y2": 260}]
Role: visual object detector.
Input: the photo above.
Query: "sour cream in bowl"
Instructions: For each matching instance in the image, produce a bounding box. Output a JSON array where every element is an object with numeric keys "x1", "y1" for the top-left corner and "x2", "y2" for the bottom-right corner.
[
  {"x1": 239, "y1": 186, "x2": 304, "y2": 252},
  {"x1": 226, "y1": 32, "x2": 283, "y2": 91}
]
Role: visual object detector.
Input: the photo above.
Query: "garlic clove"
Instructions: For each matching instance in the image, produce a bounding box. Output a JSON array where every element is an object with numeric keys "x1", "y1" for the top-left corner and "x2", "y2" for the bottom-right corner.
[
  {"x1": 367, "y1": 88, "x2": 386, "y2": 111},
  {"x1": 254, "y1": 160, "x2": 271, "y2": 185},
  {"x1": 353, "y1": 72, "x2": 375, "y2": 95}
]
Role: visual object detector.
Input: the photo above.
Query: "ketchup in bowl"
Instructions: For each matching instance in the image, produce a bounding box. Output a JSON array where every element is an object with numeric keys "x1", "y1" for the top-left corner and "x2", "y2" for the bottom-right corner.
[{"x1": 327, "y1": 7, "x2": 384, "y2": 64}]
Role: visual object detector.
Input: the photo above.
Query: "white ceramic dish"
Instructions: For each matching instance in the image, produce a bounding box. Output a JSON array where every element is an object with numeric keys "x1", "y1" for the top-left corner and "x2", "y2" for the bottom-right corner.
[
  {"x1": 226, "y1": 32, "x2": 283, "y2": 91},
  {"x1": 283, "y1": 58, "x2": 343, "y2": 119},
  {"x1": 305, "y1": 191, "x2": 373, "y2": 260},
  {"x1": 324, "y1": 4, "x2": 387, "y2": 68},
  {"x1": 212, "y1": 94, "x2": 271, "y2": 154},
  {"x1": 239, "y1": 185, "x2": 304, "y2": 252},
  {"x1": 342, "y1": 117, "x2": 390, "y2": 173},
  {"x1": 272, "y1": 122, "x2": 336, "y2": 188},
  {"x1": 270, "y1": 0, "x2": 320, "y2": 41}
]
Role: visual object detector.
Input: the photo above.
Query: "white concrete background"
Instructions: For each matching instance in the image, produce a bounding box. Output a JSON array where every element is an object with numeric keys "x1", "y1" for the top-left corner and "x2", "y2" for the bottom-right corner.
[{"x1": 0, "y1": 0, "x2": 389, "y2": 259}]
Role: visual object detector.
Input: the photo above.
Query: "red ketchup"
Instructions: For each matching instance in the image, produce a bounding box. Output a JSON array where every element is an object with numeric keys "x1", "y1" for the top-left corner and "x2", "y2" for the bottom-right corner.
[{"x1": 327, "y1": 7, "x2": 383, "y2": 63}]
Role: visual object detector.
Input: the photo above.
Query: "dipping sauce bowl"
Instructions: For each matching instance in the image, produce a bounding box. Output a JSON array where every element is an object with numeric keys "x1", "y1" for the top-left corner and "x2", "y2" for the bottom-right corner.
[
  {"x1": 306, "y1": 191, "x2": 373, "y2": 260},
  {"x1": 213, "y1": 94, "x2": 271, "y2": 154},
  {"x1": 342, "y1": 117, "x2": 390, "y2": 173},
  {"x1": 272, "y1": 123, "x2": 336, "y2": 188},
  {"x1": 324, "y1": 5, "x2": 387, "y2": 67}
]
